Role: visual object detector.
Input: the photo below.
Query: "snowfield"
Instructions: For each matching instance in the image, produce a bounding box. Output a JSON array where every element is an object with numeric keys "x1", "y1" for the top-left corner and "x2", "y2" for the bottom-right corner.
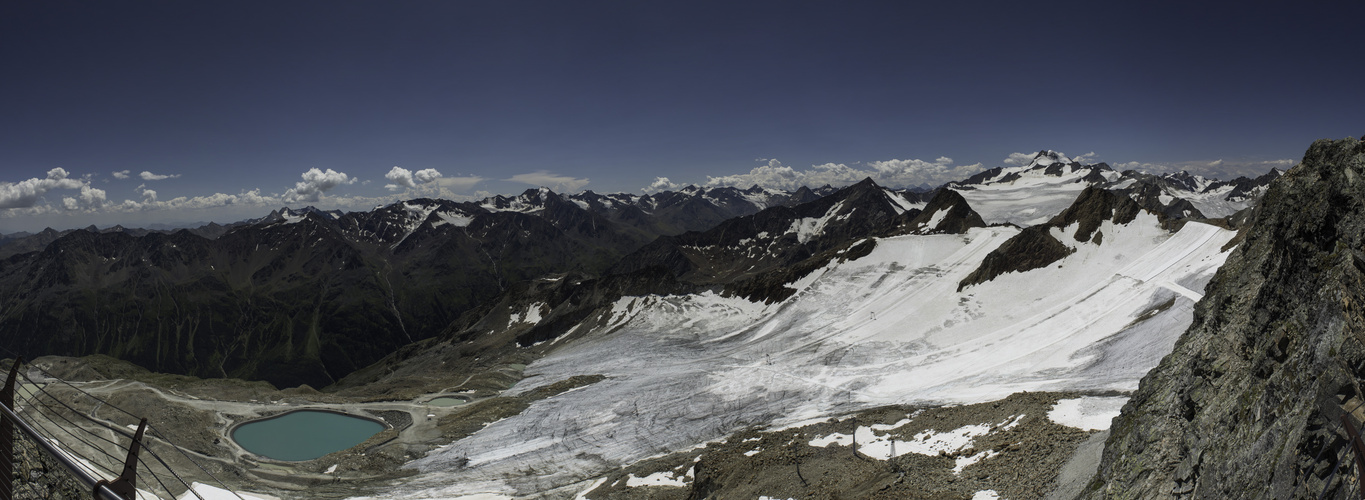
[
  {"x1": 954, "y1": 160, "x2": 1107, "y2": 226},
  {"x1": 374, "y1": 214, "x2": 1236, "y2": 498}
]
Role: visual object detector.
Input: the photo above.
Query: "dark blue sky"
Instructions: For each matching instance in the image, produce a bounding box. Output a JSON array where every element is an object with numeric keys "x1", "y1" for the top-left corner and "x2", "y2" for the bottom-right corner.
[{"x1": 1, "y1": 1, "x2": 1361, "y2": 231}]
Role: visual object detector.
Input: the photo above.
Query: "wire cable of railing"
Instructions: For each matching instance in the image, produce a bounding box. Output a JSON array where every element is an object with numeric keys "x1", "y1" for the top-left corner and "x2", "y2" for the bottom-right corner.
[
  {"x1": 145, "y1": 426, "x2": 234, "y2": 500},
  {"x1": 134, "y1": 456, "x2": 187, "y2": 500},
  {"x1": 27, "y1": 387, "x2": 209, "y2": 500},
  {"x1": 8, "y1": 369, "x2": 152, "y2": 497},
  {"x1": 17, "y1": 407, "x2": 119, "y2": 485},
  {"x1": 7, "y1": 353, "x2": 235, "y2": 500},
  {"x1": 1336, "y1": 397, "x2": 1365, "y2": 500},
  {"x1": 37, "y1": 390, "x2": 217, "y2": 500},
  {"x1": 1309, "y1": 394, "x2": 1365, "y2": 500},
  {"x1": 2, "y1": 353, "x2": 244, "y2": 500},
  {"x1": 2, "y1": 348, "x2": 148, "y2": 423},
  {"x1": 20, "y1": 380, "x2": 144, "y2": 469},
  {"x1": 0, "y1": 398, "x2": 127, "y2": 500},
  {"x1": 136, "y1": 441, "x2": 211, "y2": 500},
  {"x1": 20, "y1": 396, "x2": 127, "y2": 477}
]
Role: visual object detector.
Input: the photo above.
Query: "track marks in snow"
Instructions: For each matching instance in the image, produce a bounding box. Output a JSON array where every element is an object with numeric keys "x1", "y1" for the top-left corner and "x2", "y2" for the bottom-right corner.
[{"x1": 395, "y1": 220, "x2": 1236, "y2": 497}]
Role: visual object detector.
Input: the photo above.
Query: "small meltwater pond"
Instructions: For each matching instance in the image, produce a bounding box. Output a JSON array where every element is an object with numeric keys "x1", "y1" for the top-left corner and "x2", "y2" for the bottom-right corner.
[
  {"x1": 231, "y1": 410, "x2": 385, "y2": 462},
  {"x1": 426, "y1": 396, "x2": 468, "y2": 407}
]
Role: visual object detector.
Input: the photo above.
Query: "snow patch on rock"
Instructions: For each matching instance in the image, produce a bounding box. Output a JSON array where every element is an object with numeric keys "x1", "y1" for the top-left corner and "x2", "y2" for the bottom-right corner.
[{"x1": 1048, "y1": 396, "x2": 1129, "y2": 431}]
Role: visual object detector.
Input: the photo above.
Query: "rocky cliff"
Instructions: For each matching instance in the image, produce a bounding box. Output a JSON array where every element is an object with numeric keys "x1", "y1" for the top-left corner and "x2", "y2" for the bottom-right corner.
[{"x1": 1085, "y1": 137, "x2": 1365, "y2": 498}]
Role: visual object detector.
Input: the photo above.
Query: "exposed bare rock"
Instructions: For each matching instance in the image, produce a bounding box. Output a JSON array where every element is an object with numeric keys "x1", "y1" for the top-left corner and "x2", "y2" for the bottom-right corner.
[{"x1": 1084, "y1": 137, "x2": 1365, "y2": 499}]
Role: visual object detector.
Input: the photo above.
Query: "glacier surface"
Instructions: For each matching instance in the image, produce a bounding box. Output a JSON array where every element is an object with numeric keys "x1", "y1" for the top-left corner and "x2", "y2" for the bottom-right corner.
[{"x1": 370, "y1": 214, "x2": 1235, "y2": 498}]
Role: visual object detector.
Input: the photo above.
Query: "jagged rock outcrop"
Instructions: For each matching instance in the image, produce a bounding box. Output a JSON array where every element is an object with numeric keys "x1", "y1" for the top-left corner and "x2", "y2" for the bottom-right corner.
[
  {"x1": 1050, "y1": 186, "x2": 1143, "y2": 243},
  {"x1": 894, "y1": 188, "x2": 987, "y2": 235},
  {"x1": 1085, "y1": 137, "x2": 1365, "y2": 499},
  {"x1": 609, "y1": 178, "x2": 918, "y2": 285},
  {"x1": 1123, "y1": 181, "x2": 1207, "y2": 222},
  {"x1": 958, "y1": 226, "x2": 1075, "y2": 292},
  {"x1": 958, "y1": 186, "x2": 1142, "y2": 290}
]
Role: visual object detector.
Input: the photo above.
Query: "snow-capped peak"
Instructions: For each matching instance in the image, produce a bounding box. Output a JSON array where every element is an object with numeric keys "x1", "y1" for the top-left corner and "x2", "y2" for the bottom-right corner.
[{"x1": 1026, "y1": 150, "x2": 1075, "y2": 169}]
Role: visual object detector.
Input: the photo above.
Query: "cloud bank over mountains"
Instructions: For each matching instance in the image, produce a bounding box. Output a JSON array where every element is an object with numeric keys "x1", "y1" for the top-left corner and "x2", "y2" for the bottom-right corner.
[
  {"x1": 505, "y1": 171, "x2": 590, "y2": 192},
  {"x1": 702, "y1": 157, "x2": 984, "y2": 191},
  {"x1": 384, "y1": 166, "x2": 443, "y2": 191},
  {"x1": 0, "y1": 168, "x2": 87, "y2": 210},
  {"x1": 0, "y1": 149, "x2": 1295, "y2": 232}
]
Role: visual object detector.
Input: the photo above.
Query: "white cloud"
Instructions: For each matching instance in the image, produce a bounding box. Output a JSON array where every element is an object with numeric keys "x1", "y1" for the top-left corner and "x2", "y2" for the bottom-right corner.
[
  {"x1": 1074, "y1": 152, "x2": 1098, "y2": 164},
  {"x1": 1112, "y1": 161, "x2": 1158, "y2": 172},
  {"x1": 62, "y1": 185, "x2": 107, "y2": 211},
  {"x1": 1208, "y1": 159, "x2": 1224, "y2": 167},
  {"x1": 383, "y1": 166, "x2": 484, "y2": 201},
  {"x1": 139, "y1": 171, "x2": 181, "y2": 181},
  {"x1": 0, "y1": 168, "x2": 87, "y2": 209},
  {"x1": 384, "y1": 166, "x2": 445, "y2": 191},
  {"x1": 506, "y1": 171, "x2": 590, "y2": 192},
  {"x1": 110, "y1": 188, "x2": 287, "y2": 213},
  {"x1": 435, "y1": 176, "x2": 484, "y2": 191},
  {"x1": 642, "y1": 177, "x2": 681, "y2": 193},
  {"x1": 705, "y1": 157, "x2": 982, "y2": 191},
  {"x1": 282, "y1": 168, "x2": 355, "y2": 204},
  {"x1": 112, "y1": 170, "x2": 131, "y2": 180}
]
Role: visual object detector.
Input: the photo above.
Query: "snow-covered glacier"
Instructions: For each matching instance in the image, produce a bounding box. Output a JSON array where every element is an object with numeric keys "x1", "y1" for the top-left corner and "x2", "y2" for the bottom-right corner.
[{"x1": 374, "y1": 210, "x2": 1236, "y2": 499}]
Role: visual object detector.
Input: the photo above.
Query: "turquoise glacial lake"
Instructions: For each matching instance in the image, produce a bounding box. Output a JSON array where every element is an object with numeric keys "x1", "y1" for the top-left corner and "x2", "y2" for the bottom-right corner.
[{"x1": 231, "y1": 410, "x2": 385, "y2": 461}]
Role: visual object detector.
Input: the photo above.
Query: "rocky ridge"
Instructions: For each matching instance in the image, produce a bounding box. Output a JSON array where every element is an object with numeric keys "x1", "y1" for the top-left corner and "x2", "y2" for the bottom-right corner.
[
  {"x1": 1084, "y1": 137, "x2": 1365, "y2": 498},
  {"x1": 958, "y1": 186, "x2": 1142, "y2": 291}
]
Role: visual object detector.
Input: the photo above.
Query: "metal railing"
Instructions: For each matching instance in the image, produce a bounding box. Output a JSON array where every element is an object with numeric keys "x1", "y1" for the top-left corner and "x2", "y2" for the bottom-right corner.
[
  {"x1": 1305, "y1": 395, "x2": 1365, "y2": 500},
  {"x1": 1, "y1": 356, "x2": 247, "y2": 500}
]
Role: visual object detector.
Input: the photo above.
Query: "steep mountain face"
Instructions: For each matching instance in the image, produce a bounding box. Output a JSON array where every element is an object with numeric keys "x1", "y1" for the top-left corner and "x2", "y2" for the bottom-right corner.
[
  {"x1": 0, "y1": 222, "x2": 242, "y2": 260},
  {"x1": 0, "y1": 228, "x2": 69, "y2": 259},
  {"x1": 1085, "y1": 137, "x2": 1365, "y2": 498},
  {"x1": 0, "y1": 186, "x2": 833, "y2": 388},
  {"x1": 0, "y1": 199, "x2": 636, "y2": 388},
  {"x1": 338, "y1": 181, "x2": 967, "y2": 394},
  {"x1": 0, "y1": 215, "x2": 425, "y2": 388},
  {"x1": 398, "y1": 181, "x2": 950, "y2": 358},
  {"x1": 569, "y1": 184, "x2": 827, "y2": 235},
  {"x1": 610, "y1": 178, "x2": 937, "y2": 285},
  {"x1": 900, "y1": 188, "x2": 987, "y2": 235}
]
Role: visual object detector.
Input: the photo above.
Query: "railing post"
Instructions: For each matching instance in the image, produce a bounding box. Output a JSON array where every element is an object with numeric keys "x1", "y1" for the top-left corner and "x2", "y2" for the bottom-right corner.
[
  {"x1": 2, "y1": 357, "x2": 22, "y2": 500},
  {"x1": 96, "y1": 419, "x2": 146, "y2": 500},
  {"x1": 1340, "y1": 414, "x2": 1365, "y2": 498}
]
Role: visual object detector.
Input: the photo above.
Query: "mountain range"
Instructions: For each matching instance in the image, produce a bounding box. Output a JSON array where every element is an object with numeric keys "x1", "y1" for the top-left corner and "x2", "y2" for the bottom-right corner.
[
  {"x1": 0, "y1": 152, "x2": 1281, "y2": 392},
  {"x1": 7, "y1": 145, "x2": 1332, "y2": 499}
]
